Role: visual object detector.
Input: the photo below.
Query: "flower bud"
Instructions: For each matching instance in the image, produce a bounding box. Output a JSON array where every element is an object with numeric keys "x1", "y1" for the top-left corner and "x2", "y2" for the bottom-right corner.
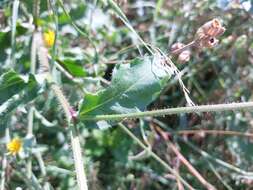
[
  {"x1": 43, "y1": 30, "x2": 55, "y2": 48},
  {"x1": 178, "y1": 50, "x2": 191, "y2": 63}
]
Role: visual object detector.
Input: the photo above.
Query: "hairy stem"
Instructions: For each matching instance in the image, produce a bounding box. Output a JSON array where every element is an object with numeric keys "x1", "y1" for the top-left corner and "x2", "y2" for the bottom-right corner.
[
  {"x1": 81, "y1": 102, "x2": 253, "y2": 121},
  {"x1": 36, "y1": 32, "x2": 88, "y2": 190}
]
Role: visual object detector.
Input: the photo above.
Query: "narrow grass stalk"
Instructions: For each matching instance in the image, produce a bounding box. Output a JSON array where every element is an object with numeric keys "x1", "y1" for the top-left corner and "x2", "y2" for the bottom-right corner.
[
  {"x1": 207, "y1": 161, "x2": 234, "y2": 190},
  {"x1": 10, "y1": 0, "x2": 19, "y2": 68},
  {"x1": 152, "y1": 118, "x2": 253, "y2": 177},
  {"x1": 26, "y1": 21, "x2": 38, "y2": 180},
  {"x1": 118, "y1": 123, "x2": 195, "y2": 190},
  {"x1": 81, "y1": 102, "x2": 253, "y2": 121},
  {"x1": 182, "y1": 138, "x2": 253, "y2": 176},
  {"x1": 176, "y1": 130, "x2": 253, "y2": 138},
  {"x1": 107, "y1": 0, "x2": 154, "y2": 55},
  {"x1": 168, "y1": 142, "x2": 216, "y2": 190}
]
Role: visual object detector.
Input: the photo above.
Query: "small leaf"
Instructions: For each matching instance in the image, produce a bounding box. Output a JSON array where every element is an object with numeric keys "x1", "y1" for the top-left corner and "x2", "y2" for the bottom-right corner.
[
  {"x1": 56, "y1": 59, "x2": 87, "y2": 77},
  {"x1": 0, "y1": 70, "x2": 44, "y2": 123},
  {"x1": 79, "y1": 55, "x2": 170, "y2": 123},
  {"x1": 0, "y1": 70, "x2": 26, "y2": 104}
]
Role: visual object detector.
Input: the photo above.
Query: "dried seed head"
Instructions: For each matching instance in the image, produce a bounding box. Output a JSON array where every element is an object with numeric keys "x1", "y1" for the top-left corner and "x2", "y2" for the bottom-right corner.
[
  {"x1": 178, "y1": 50, "x2": 191, "y2": 63},
  {"x1": 195, "y1": 18, "x2": 225, "y2": 48},
  {"x1": 196, "y1": 19, "x2": 225, "y2": 39}
]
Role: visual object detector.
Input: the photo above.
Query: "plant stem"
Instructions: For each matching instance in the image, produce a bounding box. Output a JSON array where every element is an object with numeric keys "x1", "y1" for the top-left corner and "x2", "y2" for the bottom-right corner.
[
  {"x1": 10, "y1": 0, "x2": 19, "y2": 68},
  {"x1": 37, "y1": 32, "x2": 88, "y2": 190},
  {"x1": 81, "y1": 101, "x2": 253, "y2": 121},
  {"x1": 70, "y1": 126, "x2": 88, "y2": 190},
  {"x1": 119, "y1": 123, "x2": 195, "y2": 190},
  {"x1": 0, "y1": 155, "x2": 7, "y2": 190},
  {"x1": 51, "y1": 83, "x2": 88, "y2": 189}
]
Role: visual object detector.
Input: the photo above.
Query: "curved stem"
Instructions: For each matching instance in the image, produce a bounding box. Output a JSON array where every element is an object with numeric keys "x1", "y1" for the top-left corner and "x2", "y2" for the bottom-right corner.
[
  {"x1": 81, "y1": 102, "x2": 253, "y2": 121},
  {"x1": 37, "y1": 32, "x2": 88, "y2": 190}
]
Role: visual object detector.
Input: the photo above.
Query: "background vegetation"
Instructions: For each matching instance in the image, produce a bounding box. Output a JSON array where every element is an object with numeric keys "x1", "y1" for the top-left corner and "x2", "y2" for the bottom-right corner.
[{"x1": 1, "y1": 0, "x2": 253, "y2": 189}]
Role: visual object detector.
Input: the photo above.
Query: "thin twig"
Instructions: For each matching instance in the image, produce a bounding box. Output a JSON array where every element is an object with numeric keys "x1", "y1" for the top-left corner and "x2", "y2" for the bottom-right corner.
[{"x1": 168, "y1": 142, "x2": 216, "y2": 190}]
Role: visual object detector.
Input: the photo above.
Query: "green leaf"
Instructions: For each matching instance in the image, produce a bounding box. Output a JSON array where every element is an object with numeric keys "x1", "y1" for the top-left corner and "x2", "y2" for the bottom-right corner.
[
  {"x1": 0, "y1": 70, "x2": 44, "y2": 124},
  {"x1": 56, "y1": 58, "x2": 87, "y2": 77},
  {"x1": 79, "y1": 55, "x2": 170, "y2": 121},
  {"x1": 0, "y1": 70, "x2": 26, "y2": 104}
]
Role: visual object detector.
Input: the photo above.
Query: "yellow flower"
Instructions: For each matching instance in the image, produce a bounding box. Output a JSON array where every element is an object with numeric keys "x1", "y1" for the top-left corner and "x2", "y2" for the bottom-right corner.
[
  {"x1": 6, "y1": 137, "x2": 22, "y2": 155},
  {"x1": 43, "y1": 30, "x2": 55, "y2": 47}
]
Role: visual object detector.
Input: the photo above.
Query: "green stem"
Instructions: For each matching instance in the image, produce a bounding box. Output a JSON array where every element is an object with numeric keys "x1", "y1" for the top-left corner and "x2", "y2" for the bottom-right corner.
[
  {"x1": 10, "y1": 0, "x2": 19, "y2": 68},
  {"x1": 36, "y1": 32, "x2": 88, "y2": 190},
  {"x1": 119, "y1": 123, "x2": 195, "y2": 190},
  {"x1": 81, "y1": 102, "x2": 253, "y2": 121}
]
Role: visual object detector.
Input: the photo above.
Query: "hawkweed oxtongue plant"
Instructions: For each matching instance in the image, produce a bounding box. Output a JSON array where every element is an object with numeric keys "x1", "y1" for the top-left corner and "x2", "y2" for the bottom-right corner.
[{"x1": 2, "y1": 1, "x2": 253, "y2": 188}]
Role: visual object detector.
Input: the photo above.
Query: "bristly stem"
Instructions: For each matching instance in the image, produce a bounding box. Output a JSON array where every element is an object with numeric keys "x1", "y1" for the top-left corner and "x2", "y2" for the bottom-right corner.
[
  {"x1": 36, "y1": 32, "x2": 88, "y2": 190},
  {"x1": 51, "y1": 83, "x2": 88, "y2": 190},
  {"x1": 81, "y1": 101, "x2": 253, "y2": 121}
]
